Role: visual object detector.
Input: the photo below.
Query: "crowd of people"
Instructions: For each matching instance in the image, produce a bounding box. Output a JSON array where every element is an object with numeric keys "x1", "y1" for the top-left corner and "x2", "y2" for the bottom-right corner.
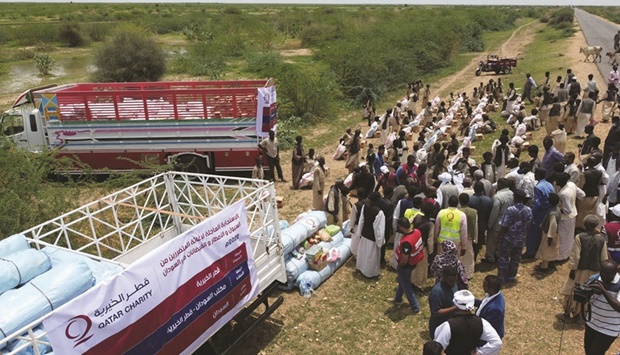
[{"x1": 256, "y1": 64, "x2": 620, "y2": 353}]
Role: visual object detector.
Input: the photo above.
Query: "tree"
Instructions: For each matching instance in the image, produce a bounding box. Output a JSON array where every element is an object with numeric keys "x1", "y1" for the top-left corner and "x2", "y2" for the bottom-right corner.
[{"x1": 92, "y1": 26, "x2": 165, "y2": 82}]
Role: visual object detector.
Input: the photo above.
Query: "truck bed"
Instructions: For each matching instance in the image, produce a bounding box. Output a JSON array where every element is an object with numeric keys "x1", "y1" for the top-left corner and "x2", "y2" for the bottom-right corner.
[{"x1": 0, "y1": 172, "x2": 286, "y2": 354}]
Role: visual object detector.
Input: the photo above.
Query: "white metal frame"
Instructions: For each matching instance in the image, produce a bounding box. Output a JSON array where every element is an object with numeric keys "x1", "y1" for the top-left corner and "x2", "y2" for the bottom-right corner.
[{"x1": 1, "y1": 171, "x2": 286, "y2": 354}]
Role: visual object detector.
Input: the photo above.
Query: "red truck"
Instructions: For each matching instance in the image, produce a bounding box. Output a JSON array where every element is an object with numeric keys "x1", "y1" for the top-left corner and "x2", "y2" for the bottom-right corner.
[
  {"x1": 0, "y1": 79, "x2": 277, "y2": 174},
  {"x1": 475, "y1": 55, "x2": 518, "y2": 76}
]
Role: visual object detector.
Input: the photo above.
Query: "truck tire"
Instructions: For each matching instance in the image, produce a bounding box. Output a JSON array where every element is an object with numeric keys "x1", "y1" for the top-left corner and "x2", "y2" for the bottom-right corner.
[
  {"x1": 475, "y1": 68, "x2": 481, "y2": 76},
  {"x1": 503, "y1": 67, "x2": 511, "y2": 74},
  {"x1": 174, "y1": 155, "x2": 208, "y2": 175}
]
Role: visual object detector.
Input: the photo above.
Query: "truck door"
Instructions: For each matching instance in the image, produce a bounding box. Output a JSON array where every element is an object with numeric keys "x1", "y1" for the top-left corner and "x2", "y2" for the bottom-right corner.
[
  {"x1": 0, "y1": 112, "x2": 28, "y2": 149},
  {"x1": 24, "y1": 109, "x2": 47, "y2": 152}
]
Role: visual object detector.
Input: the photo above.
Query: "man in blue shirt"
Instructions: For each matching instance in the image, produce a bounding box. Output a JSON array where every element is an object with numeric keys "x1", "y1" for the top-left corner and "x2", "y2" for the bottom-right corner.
[
  {"x1": 429, "y1": 266, "x2": 459, "y2": 338},
  {"x1": 497, "y1": 189, "x2": 533, "y2": 284},
  {"x1": 542, "y1": 137, "x2": 564, "y2": 179},
  {"x1": 373, "y1": 145, "x2": 386, "y2": 178},
  {"x1": 524, "y1": 167, "x2": 555, "y2": 258}
]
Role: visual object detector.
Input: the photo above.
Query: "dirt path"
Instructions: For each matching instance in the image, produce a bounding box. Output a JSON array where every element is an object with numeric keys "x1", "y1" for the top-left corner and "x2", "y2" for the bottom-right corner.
[{"x1": 433, "y1": 20, "x2": 539, "y2": 99}]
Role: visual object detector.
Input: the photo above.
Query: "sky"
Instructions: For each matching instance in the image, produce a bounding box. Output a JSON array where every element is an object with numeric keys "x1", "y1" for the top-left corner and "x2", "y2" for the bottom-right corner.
[{"x1": 0, "y1": 0, "x2": 618, "y2": 5}]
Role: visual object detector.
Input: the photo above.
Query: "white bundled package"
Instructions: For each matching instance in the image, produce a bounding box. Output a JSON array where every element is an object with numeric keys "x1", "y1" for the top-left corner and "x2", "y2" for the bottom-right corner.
[
  {"x1": 0, "y1": 234, "x2": 29, "y2": 258},
  {"x1": 295, "y1": 238, "x2": 352, "y2": 296},
  {"x1": 0, "y1": 261, "x2": 95, "y2": 349},
  {"x1": 0, "y1": 249, "x2": 51, "y2": 295},
  {"x1": 281, "y1": 211, "x2": 327, "y2": 255},
  {"x1": 42, "y1": 247, "x2": 124, "y2": 284}
]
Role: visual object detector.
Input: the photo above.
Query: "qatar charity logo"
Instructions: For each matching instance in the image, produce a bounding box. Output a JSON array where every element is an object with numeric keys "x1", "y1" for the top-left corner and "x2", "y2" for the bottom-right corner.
[{"x1": 65, "y1": 315, "x2": 94, "y2": 348}]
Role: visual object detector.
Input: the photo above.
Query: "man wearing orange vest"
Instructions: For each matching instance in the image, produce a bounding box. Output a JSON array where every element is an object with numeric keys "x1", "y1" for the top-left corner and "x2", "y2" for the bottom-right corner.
[
  {"x1": 388, "y1": 217, "x2": 425, "y2": 315},
  {"x1": 435, "y1": 195, "x2": 468, "y2": 257}
]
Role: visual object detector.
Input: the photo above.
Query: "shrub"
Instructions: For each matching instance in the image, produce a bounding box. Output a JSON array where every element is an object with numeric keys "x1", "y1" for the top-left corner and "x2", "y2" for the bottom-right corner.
[
  {"x1": 171, "y1": 42, "x2": 226, "y2": 79},
  {"x1": 274, "y1": 63, "x2": 340, "y2": 120},
  {"x1": 58, "y1": 21, "x2": 87, "y2": 47},
  {"x1": 222, "y1": 6, "x2": 242, "y2": 15},
  {"x1": 0, "y1": 138, "x2": 79, "y2": 238},
  {"x1": 92, "y1": 26, "x2": 166, "y2": 82},
  {"x1": 276, "y1": 115, "x2": 305, "y2": 150},
  {"x1": 33, "y1": 53, "x2": 55, "y2": 75},
  {"x1": 182, "y1": 23, "x2": 214, "y2": 42},
  {"x1": 245, "y1": 51, "x2": 284, "y2": 77},
  {"x1": 548, "y1": 7, "x2": 574, "y2": 28},
  {"x1": 83, "y1": 22, "x2": 114, "y2": 42}
]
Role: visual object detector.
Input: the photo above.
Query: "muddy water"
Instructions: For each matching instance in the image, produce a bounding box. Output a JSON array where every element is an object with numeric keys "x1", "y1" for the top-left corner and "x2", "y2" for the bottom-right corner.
[{"x1": 0, "y1": 56, "x2": 94, "y2": 95}]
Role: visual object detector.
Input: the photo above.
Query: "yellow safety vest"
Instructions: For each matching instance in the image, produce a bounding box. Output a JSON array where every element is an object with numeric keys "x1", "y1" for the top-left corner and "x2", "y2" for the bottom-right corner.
[
  {"x1": 404, "y1": 208, "x2": 422, "y2": 223},
  {"x1": 437, "y1": 208, "x2": 462, "y2": 243}
]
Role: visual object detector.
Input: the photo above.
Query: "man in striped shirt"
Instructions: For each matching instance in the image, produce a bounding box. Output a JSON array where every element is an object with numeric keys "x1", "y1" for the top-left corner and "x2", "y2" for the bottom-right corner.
[{"x1": 584, "y1": 259, "x2": 620, "y2": 354}]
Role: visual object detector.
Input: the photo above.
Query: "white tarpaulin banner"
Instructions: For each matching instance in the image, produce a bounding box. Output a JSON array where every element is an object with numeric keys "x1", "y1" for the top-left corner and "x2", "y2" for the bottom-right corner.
[
  {"x1": 43, "y1": 201, "x2": 258, "y2": 355},
  {"x1": 256, "y1": 85, "x2": 277, "y2": 138}
]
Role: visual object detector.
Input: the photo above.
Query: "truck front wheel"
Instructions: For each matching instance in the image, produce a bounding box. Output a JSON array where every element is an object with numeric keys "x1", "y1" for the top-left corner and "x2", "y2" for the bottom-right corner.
[{"x1": 173, "y1": 155, "x2": 209, "y2": 175}]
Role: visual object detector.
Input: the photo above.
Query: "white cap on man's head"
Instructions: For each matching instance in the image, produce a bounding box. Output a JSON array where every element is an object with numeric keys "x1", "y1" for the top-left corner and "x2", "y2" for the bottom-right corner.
[{"x1": 453, "y1": 290, "x2": 476, "y2": 311}]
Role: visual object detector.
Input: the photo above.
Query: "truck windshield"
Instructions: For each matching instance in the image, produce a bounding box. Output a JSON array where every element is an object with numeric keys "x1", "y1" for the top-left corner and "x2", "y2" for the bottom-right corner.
[{"x1": 1, "y1": 114, "x2": 24, "y2": 136}]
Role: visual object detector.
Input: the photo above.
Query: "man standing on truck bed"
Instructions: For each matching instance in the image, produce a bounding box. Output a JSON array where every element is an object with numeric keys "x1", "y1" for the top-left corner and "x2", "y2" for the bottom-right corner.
[{"x1": 259, "y1": 130, "x2": 286, "y2": 183}]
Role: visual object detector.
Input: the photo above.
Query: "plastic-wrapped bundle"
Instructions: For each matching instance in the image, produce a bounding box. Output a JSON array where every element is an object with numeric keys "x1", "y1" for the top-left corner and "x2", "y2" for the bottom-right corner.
[
  {"x1": 0, "y1": 234, "x2": 29, "y2": 258},
  {"x1": 296, "y1": 238, "x2": 352, "y2": 297},
  {"x1": 42, "y1": 247, "x2": 124, "y2": 285},
  {"x1": 0, "y1": 249, "x2": 51, "y2": 295},
  {"x1": 5, "y1": 326, "x2": 51, "y2": 355},
  {"x1": 281, "y1": 211, "x2": 327, "y2": 255},
  {"x1": 365, "y1": 121, "x2": 379, "y2": 138},
  {"x1": 341, "y1": 220, "x2": 351, "y2": 237},
  {"x1": 332, "y1": 143, "x2": 346, "y2": 160},
  {"x1": 0, "y1": 261, "x2": 95, "y2": 349},
  {"x1": 282, "y1": 231, "x2": 346, "y2": 290},
  {"x1": 266, "y1": 220, "x2": 289, "y2": 240},
  {"x1": 283, "y1": 255, "x2": 308, "y2": 290}
]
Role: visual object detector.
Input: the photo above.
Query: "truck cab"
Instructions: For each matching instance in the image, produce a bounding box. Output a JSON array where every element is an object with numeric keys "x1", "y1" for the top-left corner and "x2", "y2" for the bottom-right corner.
[{"x1": 1, "y1": 107, "x2": 47, "y2": 153}]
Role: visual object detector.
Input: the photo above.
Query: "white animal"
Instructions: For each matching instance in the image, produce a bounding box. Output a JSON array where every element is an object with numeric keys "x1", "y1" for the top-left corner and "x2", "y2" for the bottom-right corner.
[
  {"x1": 606, "y1": 51, "x2": 620, "y2": 65},
  {"x1": 579, "y1": 46, "x2": 603, "y2": 62}
]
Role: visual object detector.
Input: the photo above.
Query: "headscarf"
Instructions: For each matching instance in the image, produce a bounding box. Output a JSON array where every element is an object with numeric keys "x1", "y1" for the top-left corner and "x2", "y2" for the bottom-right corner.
[
  {"x1": 430, "y1": 240, "x2": 469, "y2": 288},
  {"x1": 438, "y1": 172, "x2": 453, "y2": 186}
]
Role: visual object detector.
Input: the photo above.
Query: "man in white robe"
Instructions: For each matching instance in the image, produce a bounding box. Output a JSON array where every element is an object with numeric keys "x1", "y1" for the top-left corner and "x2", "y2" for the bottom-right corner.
[
  {"x1": 556, "y1": 172, "x2": 585, "y2": 261},
  {"x1": 593, "y1": 153, "x2": 610, "y2": 227},
  {"x1": 355, "y1": 192, "x2": 386, "y2": 278},
  {"x1": 564, "y1": 152, "x2": 581, "y2": 184}
]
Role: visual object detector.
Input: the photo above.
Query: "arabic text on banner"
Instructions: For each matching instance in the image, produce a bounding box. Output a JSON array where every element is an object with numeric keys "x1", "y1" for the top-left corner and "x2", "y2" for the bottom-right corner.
[{"x1": 43, "y1": 201, "x2": 259, "y2": 355}]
